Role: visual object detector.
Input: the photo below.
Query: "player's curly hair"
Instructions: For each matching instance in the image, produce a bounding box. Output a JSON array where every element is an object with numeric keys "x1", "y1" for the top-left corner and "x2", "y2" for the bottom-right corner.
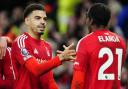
[
  {"x1": 23, "y1": 3, "x2": 45, "y2": 20},
  {"x1": 87, "y1": 3, "x2": 111, "y2": 27}
]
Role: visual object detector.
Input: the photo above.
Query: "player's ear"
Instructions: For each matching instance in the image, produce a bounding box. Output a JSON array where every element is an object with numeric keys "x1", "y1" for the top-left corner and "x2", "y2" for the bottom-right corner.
[
  {"x1": 25, "y1": 17, "x2": 30, "y2": 25},
  {"x1": 87, "y1": 18, "x2": 93, "y2": 26},
  {"x1": 90, "y1": 18, "x2": 93, "y2": 25}
]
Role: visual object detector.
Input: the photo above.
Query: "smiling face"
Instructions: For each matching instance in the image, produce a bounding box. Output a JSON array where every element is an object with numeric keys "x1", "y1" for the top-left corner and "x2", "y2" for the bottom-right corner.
[{"x1": 25, "y1": 10, "x2": 47, "y2": 36}]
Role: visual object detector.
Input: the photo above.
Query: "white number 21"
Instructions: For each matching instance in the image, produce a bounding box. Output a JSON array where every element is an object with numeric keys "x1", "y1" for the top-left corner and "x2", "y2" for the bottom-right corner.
[{"x1": 98, "y1": 47, "x2": 123, "y2": 80}]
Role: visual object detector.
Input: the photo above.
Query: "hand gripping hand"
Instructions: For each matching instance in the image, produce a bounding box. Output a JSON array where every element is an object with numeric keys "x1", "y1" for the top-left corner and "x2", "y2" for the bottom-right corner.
[{"x1": 57, "y1": 43, "x2": 76, "y2": 62}]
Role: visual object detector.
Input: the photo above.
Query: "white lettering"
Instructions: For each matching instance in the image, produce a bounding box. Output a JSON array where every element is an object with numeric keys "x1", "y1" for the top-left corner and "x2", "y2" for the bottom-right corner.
[{"x1": 98, "y1": 36, "x2": 120, "y2": 42}]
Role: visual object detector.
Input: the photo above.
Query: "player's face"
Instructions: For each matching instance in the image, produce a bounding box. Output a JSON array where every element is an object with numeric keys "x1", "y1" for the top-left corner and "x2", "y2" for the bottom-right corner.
[{"x1": 26, "y1": 10, "x2": 47, "y2": 35}]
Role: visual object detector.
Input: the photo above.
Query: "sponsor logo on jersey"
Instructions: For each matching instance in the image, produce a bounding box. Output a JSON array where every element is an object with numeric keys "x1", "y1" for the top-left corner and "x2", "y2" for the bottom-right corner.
[{"x1": 36, "y1": 58, "x2": 47, "y2": 64}]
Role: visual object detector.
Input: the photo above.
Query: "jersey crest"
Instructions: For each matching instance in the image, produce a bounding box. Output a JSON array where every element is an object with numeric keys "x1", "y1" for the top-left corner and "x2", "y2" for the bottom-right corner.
[{"x1": 34, "y1": 48, "x2": 38, "y2": 55}]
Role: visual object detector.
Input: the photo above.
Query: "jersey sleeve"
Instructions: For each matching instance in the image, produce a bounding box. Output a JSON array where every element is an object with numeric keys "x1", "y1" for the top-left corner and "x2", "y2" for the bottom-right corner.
[
  {"x1": 3, "y1": 48, "x2": 15, "y2": 80},
  {"x1": 71, "y1": 39, "x2": 89, "y2": 89},
  {"x1": 11, "y1": 36, "x2": 32, "y2": 65},
  {"x1": 71, "y1": 71, "x2": 85, "y2": 89},
  {"x1": 0, "y1": 48, "x2": 14, "y2": 89},
  {"x1": 74, "y1": 39, "x2": 89, "y2": 71}
]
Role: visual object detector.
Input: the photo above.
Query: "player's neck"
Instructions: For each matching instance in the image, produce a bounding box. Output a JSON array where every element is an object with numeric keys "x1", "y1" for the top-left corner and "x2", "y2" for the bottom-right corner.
[
  {"x1": 91, "y1": 25, "x2": 107, "y2": 32},
  {"x1": 28, "y1": 29, "x2": 41, "y2": 40}
]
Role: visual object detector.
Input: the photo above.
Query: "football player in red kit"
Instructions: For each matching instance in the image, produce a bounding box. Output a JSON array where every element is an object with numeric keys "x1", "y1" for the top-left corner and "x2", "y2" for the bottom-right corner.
[
  {"x1": 0, "y1": 47, "x2": 15, "y2": 89},
  {"x1": 11, "y1": 3, "x2": 76, "y2": 89},
  {"x1": 71, "y1": 3, "x2": 126, "y2": 89}
]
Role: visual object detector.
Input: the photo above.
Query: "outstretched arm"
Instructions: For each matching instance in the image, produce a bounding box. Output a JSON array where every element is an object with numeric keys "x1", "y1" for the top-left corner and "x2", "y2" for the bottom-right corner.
[{"x1": 25, "y1": 43, "x2": 76, "y2": 76}]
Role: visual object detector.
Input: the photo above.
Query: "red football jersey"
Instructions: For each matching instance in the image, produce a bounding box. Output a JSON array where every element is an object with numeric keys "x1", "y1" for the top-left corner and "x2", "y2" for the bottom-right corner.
[
  {"x1": 72, "y1": 29, "x2": 126, "y2": 89},
  {"x1": 0, "y1": 47, "x2": 15, "y2": 89},
  {"x1": 11, "y1": 32, "x2": 58, "y2": 89}
]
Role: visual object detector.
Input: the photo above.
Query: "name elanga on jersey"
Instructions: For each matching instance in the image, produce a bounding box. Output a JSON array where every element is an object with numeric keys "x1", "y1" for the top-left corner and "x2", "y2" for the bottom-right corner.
[{"x1": 98, "y1": 35, "x2": 120, "y2": 42}]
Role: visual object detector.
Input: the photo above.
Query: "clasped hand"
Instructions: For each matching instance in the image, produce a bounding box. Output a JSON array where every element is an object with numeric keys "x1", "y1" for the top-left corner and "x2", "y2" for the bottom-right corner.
[{"x1": 57, "y1": 43, "x2": 76, "y2": 62}]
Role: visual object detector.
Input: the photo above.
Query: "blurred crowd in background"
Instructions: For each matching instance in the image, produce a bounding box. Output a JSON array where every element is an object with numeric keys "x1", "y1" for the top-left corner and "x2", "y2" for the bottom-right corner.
[{"x1": 0, "y1": 0, "x2": 128, "y2": 89}]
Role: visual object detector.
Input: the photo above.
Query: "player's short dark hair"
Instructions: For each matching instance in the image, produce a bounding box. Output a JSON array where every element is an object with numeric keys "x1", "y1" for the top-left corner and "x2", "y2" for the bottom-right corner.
[
  {"x1": 23, "y1": 3, "x2": 45, "y2": 19},
  {"x1": 87, "y1": 3, "x2": 111, "y2": 27}
]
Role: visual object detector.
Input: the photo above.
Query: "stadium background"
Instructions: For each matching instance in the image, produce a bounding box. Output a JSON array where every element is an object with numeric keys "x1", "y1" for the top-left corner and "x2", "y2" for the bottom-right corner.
[{"x1": 0, "y1": 0, "x2": 128, "y2": 89}]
